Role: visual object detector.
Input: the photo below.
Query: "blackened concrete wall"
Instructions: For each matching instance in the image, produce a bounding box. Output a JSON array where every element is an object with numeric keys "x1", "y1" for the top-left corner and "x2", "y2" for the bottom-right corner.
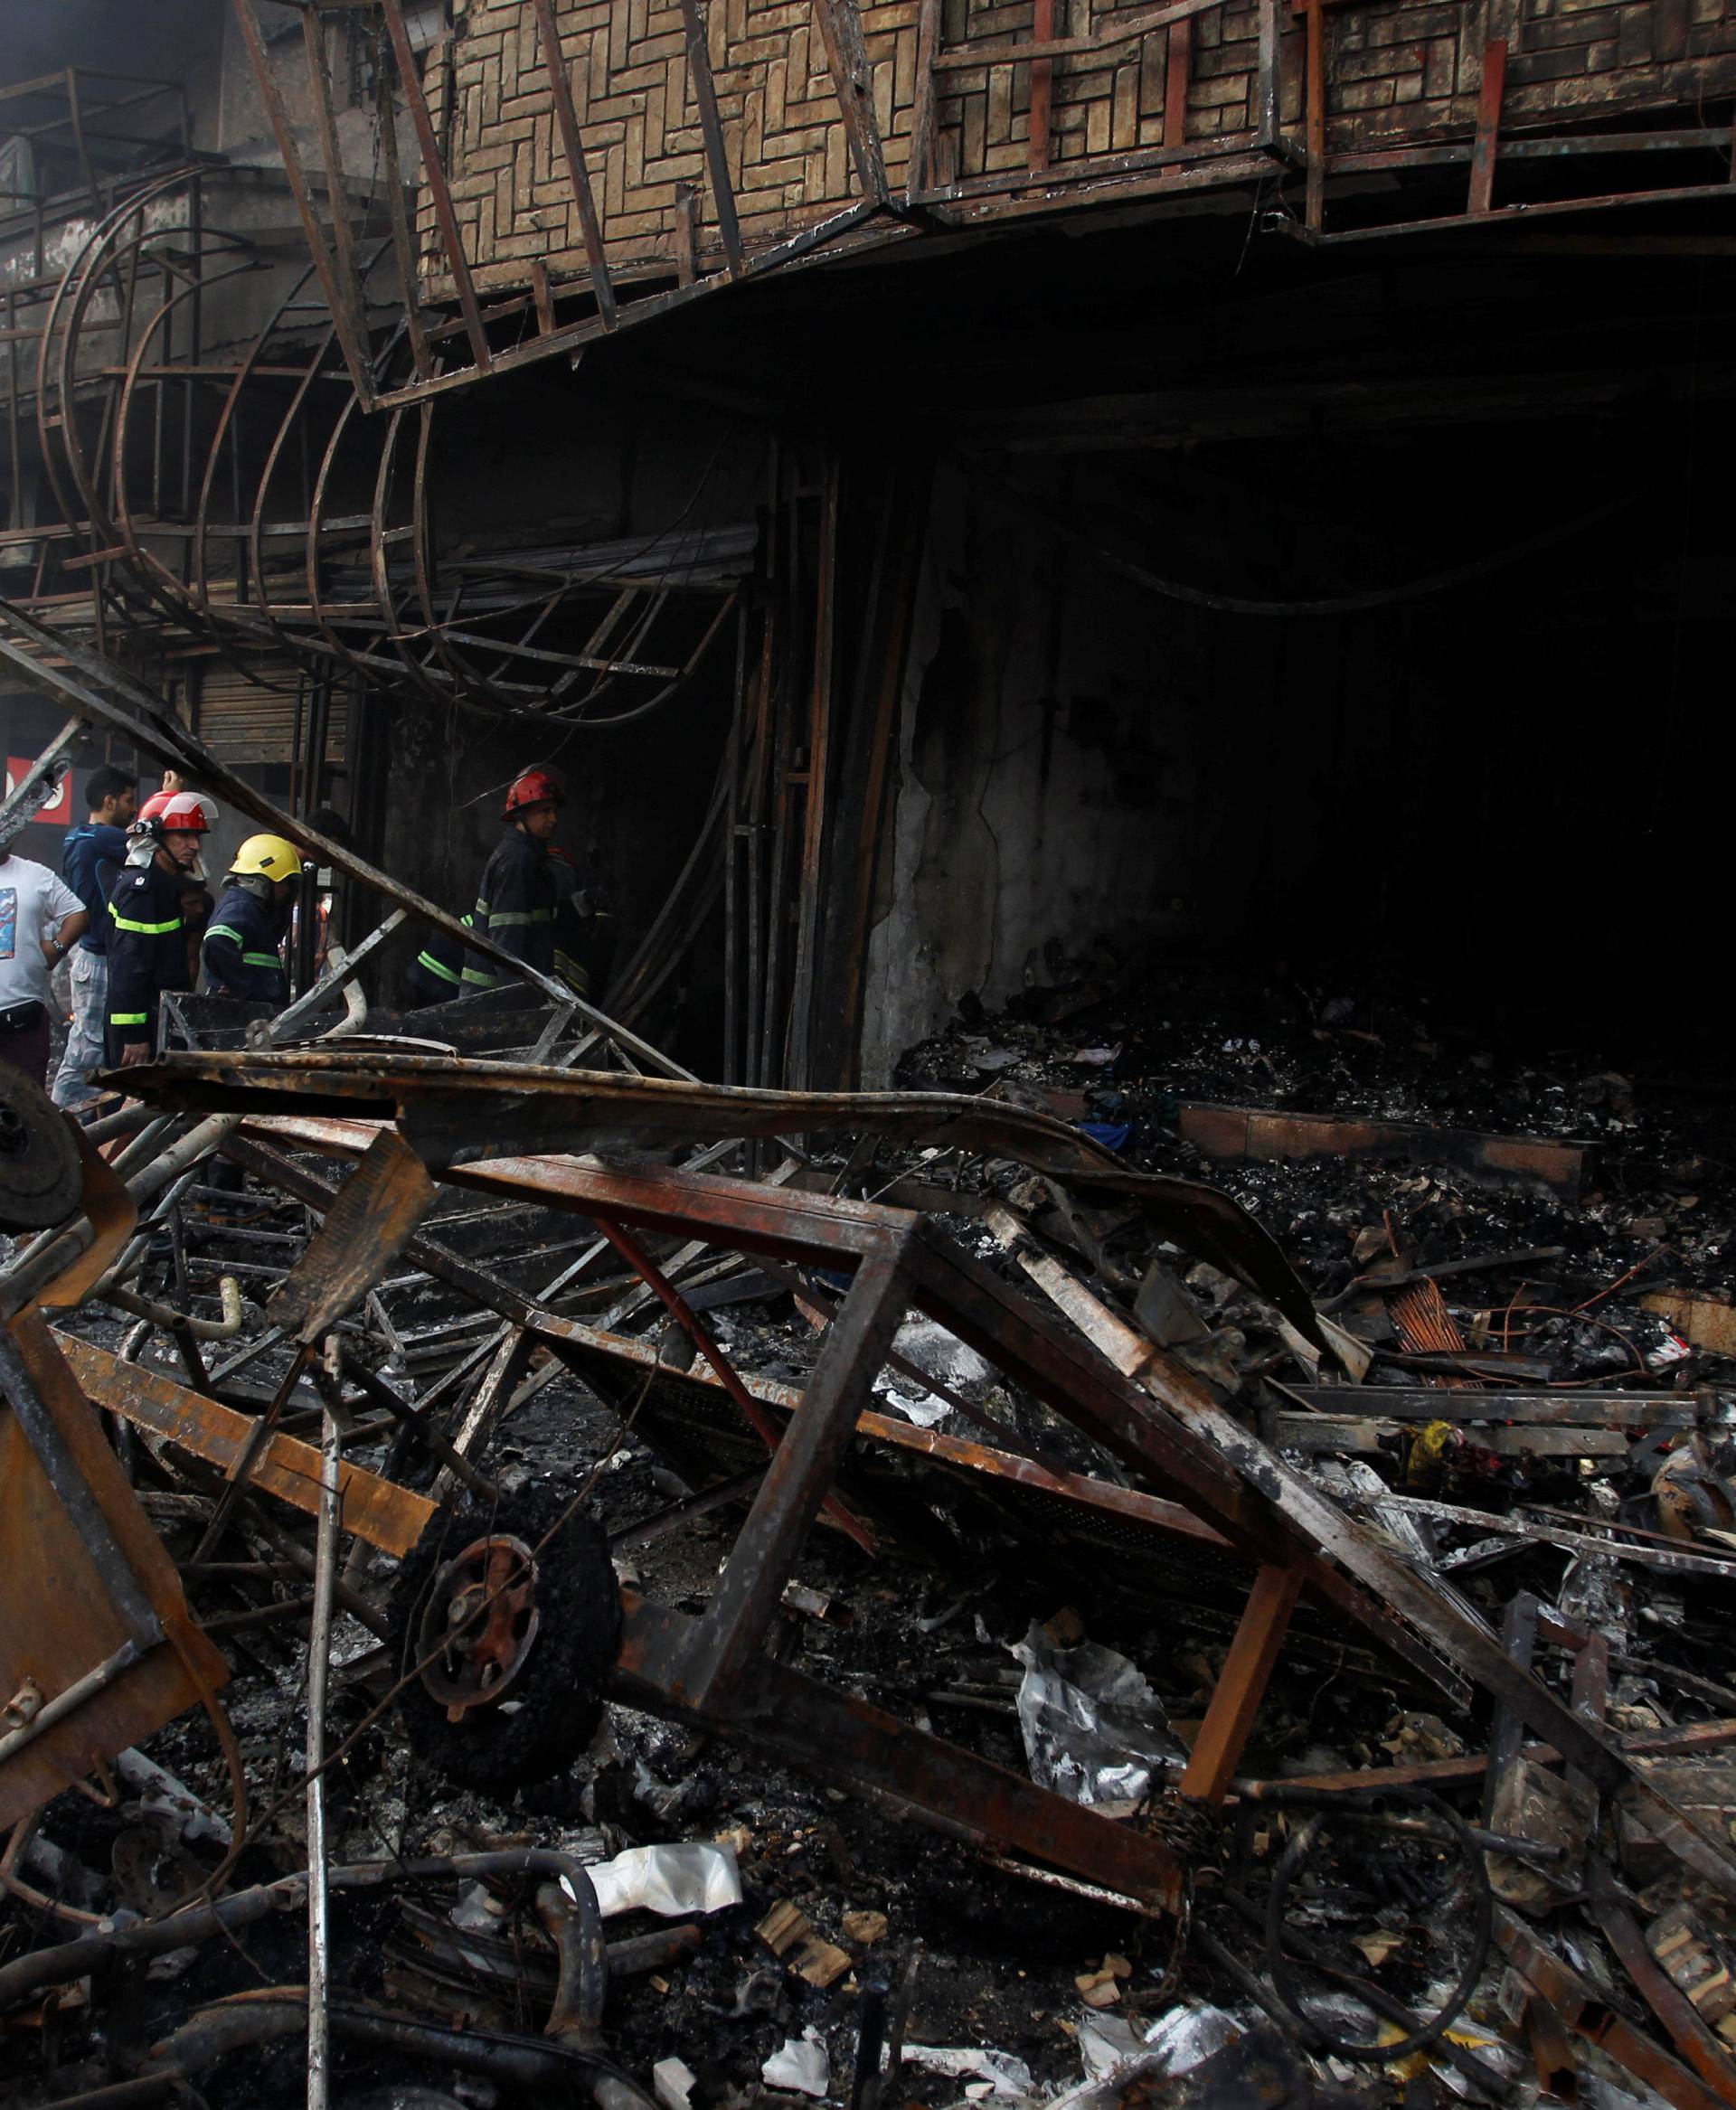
[
  {"x1": 861, "y1": 379, "x2": 1736, "y2": 1081},
  {"x1": 862, "y1": 463, "x2": 1208, "y2": 1082}
]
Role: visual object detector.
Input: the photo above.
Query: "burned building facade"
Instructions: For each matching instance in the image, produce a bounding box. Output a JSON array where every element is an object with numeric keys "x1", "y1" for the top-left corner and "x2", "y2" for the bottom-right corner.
[
  {"x1": 1, "y1": 0, "x2": 1733, "y2": 1082},
  {"x1": 7, "y1": 7, "x2": 1736, "y2": 2108}
]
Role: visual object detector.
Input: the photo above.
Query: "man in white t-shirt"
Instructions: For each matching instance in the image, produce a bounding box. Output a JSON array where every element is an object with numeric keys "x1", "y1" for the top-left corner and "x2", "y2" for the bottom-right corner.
[{"x1": 0, "y1": 847, "x2": 90, "y2": 1090}]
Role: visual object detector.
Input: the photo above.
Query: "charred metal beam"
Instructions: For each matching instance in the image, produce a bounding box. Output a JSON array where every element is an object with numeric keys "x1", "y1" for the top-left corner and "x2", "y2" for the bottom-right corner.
[
  {"x1": 379, "y1": 0, "x2": 490, "y2": 372},
  {"x1": 227, "y1": 0, "x2": 375, "y2": 402},
  {"x1": 677, "y1": 0, "x2": 745, "y2": 277},
  {"x1": 530, "y1": 0, "x2": 619, "y2": 326},
  {"x1": 813, "y1": 0, "x2": 889, "y2": 203}
]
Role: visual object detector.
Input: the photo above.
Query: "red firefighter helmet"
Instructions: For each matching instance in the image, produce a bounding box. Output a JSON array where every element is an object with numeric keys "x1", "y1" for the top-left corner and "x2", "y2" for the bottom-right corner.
[
  {"x1": 159, "y1": 791, "x2": 214, "y2": 833},
  {"x1": 503, "y1": 768, "x2": 566, "y2": 819},
  {"x1": 132, "y1": 789, "x2": 214, "y2": 844}
]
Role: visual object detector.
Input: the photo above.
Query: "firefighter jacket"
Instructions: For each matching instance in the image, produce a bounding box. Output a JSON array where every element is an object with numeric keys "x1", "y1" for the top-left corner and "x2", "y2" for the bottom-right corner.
[
  {"x1": 462, "y1": 826, "x2": 556, "y2": 991},
  {"x1": 202, "y1": 881, "x2": 289, "y2": 1003},
  {"x1": 106, "y1": 859, "x2": 191, "y2": 1057},
  {"x1": 407, "y1": 914, "x2": 472, "y2": 1004}
]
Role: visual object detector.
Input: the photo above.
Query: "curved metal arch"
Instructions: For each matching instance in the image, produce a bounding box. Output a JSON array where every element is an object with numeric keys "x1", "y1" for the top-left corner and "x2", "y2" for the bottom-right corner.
[
  {"x1": 52, "y1": 213, "x2": 258, "y2": 557},
  {"x1": 403, "y1": 398, "x2": 480, "y2": 699},
  {"x1": 104, "y1": 231, "x2": 402, "y2": 700},
  {"x1": 240, "y1": 238, "x2": 401, "y2": 660},
  {"x1": 297, "y1": 363, "x2": 469, "y2": 714},
  {"x1": 43, "y1": 194, "x2": 260, "y2": 657},
  {"x1": 33, "y1": 176, "x2": 187, "y2": 517},
  {"x1": 366, "y1": 398, "x2": 462, "y2": 708},
  {"x1": 76, "y1": 241, "x2": 285, "y2": 702},
  {"x1": 302, "y1": 381, "x2": 373, "y2": 673},
  {"x1": 191, "y1": 247, "x2": 331, "y2": 614},
  {"x1": 246, "y1": 325, "x2": 350, "y2": 658},
  {"x1": 373, "y1": 393, "x2": 578, "y2": 715},
  {"x1": 54, "y1": 194, "x2": 369, "y2": 705},
  {"x1": 108, "y1": 239, "x2": 270, "y2": 613},
  {"x1": 33, "y1": 184, "x2": 739, "y2": 730}
]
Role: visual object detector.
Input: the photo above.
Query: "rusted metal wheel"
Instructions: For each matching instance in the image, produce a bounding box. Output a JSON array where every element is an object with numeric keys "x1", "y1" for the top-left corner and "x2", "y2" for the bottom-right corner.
[
  {"x1": 415, "y1": 1531, "x2": 544, "y2": 1723},
  {"x1": 390, "y1": 1490, "x2": 621, "y2": 1793},
  {"x1": 0, "y1": 1069, "x2": 83, "y2": 1231}
]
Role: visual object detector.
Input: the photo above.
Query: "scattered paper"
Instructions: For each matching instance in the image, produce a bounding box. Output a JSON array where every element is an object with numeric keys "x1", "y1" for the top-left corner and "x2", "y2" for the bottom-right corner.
[
  {"x1": 763, "y1": 2030, "x2": 829, "y2": 2096},
  {"x1": 583, "y1": 1842, "x2": 741, "y2": 1918}
]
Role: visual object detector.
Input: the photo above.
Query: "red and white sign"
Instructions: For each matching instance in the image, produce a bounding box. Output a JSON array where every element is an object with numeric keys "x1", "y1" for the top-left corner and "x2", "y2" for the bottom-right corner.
[{"x1": 5, "y1": 757, "x2": 72, "y2": 826}]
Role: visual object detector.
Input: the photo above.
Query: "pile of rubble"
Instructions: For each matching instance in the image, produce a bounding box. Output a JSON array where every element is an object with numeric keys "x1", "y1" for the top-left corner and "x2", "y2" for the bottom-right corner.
[
  {"x1": 2, "y1": 964, "x2": 1735, "y2": 2110},
  {"x1": 4, "y1": 621, "x2": 1736, "y2": 2110}
]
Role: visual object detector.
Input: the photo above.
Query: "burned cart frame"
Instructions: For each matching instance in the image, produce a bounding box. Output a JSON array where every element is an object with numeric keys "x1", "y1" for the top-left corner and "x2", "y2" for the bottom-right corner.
[{"x1": 110, "y1": 1050, "x2": 1736, "y2": 1917}]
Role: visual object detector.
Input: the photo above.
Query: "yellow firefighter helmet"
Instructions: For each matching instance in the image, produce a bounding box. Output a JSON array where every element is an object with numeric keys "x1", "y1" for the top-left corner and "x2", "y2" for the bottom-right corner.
[{"x1": 228, "y1": 833, "x2": 304, "y2": 884}]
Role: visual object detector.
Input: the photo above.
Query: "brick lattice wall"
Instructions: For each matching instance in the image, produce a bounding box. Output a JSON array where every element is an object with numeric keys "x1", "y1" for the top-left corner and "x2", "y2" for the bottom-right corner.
[
  {"x1": 419, "y1": 0, "x2": 1736, "y2": 293},
  {"x1": 1296, "y1": 0, "x2": 1736, "y2": 140}
]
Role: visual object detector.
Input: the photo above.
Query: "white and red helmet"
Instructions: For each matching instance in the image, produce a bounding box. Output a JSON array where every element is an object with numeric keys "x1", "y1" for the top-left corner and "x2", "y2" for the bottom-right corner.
[
  {"x1": 159, "y1": 791, "x2": 215, "y2": 832},
  {"x1": 137, "y1": 788, "x2": 215, "y2": 829},
  {"x1": 131, "y1": 789, "x2": 216, "y2": 848}
]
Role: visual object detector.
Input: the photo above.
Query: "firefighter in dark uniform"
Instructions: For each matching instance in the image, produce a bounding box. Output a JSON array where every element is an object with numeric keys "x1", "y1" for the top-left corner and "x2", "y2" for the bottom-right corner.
[
  {"x1": 105, "y1": 793, "x2": 214, "y2": 1068},
  {"x1": 461, "y1": 768, "x2": 565, "y2": 994},
  {"x1": 202, "y1": 834, "x2": 300, "y2": 1003}
]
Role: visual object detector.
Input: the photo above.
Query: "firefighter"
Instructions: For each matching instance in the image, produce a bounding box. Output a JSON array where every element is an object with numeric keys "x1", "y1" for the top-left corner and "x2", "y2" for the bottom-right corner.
[
  {"x1": 137, "y1": 787, "x2": 218, "y2": 983},
  {"x1": 462, "y1": 768, "x2": 564, "y2": 994},
  {"x1": 202, "y1": 833, "x2": 301, "y2": 1004},
  {"x1": 105, "y1": 792, "x2": 214, "y2": 1068}
]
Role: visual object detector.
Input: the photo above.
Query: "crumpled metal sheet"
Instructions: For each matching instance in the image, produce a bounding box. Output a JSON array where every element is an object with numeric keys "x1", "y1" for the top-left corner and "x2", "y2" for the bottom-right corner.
[
  {"x1": 1010, "y1": 1620, "x2": 1185, "y2": 1807},
  {"x1": 113, "y1": 1051, "x2": 1327, "y2": 1347}
]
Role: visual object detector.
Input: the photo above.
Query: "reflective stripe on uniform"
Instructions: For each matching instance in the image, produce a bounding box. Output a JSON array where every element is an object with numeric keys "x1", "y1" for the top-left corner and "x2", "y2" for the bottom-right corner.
[
  {"x1": 109, "y1": 905, "x2": 182, "y2": 936},
  {"x1": 109, "y1": 1012, "x2": 148, "y2": 1025},
  {"x1": 460, "y1": 967, "x2": 495, "y2": 986},
  {"x1": 486, "y1": 908, "x2": 552, "y2": 928},
  {"x1": 415, "y1": 951, "x2": 461, "y2": 985},
  {"x1": 204, "y1": 924, "x2": 244, "y2": 947},
  {"x1": 243, "y1": 952, "x2": 282, "y2": 968}
]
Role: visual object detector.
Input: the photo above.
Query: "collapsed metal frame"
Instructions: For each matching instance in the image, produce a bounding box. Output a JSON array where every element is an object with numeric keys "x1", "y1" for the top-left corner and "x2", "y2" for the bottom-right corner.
[
  {"x1": 9, "y1": 1124, "x2": 1736, "y2": 2103},
  {"x1": 5, "y1": 978, "x2": 1736, "y2": 2100},
  {"x1": 104, "y1": 1042, "x2": 1736, "y2": 1927}
]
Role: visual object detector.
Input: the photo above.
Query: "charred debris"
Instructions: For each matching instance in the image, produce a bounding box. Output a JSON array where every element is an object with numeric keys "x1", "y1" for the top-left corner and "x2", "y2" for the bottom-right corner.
[{"x1": 4, "y1": 643, "x2": 1736, "y2": 2110}]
